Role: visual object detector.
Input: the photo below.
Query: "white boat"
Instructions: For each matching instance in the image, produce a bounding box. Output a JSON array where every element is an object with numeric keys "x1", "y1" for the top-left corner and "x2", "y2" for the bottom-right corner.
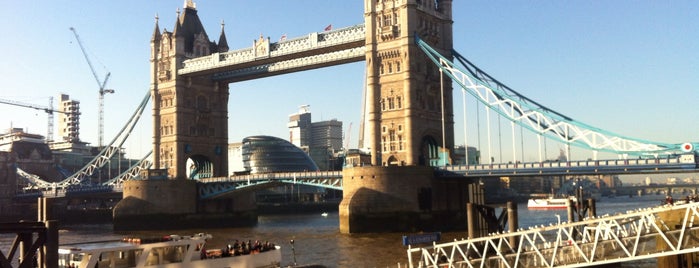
[
  {"x1": 58, "y1": 233, "x2": 281, "y2": 268},
  {"x1": 527, "y1": 196, "x2": 576, "y2": 209}
]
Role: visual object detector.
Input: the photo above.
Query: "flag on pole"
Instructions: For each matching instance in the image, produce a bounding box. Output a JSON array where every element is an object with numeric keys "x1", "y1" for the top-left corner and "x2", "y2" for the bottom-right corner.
[
  {"x1": 280, "y1": 34, "x2": 287, "y2": 41},
  {"x1": 324, "y1": 24, "x2": 332, "y2": 31}
]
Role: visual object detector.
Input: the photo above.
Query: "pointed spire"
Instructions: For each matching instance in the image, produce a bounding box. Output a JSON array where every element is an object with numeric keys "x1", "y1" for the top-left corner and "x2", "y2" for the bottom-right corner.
[
  {"x1": 218, "y1": 19, "x2": 229, "y2": 52},
  {"x1": 151, "y1": 13, "x2": 161, "y2": 42},
  {"x1": 184, "y1": 0, "x2": 196, "y2": 10},
  {"x1": 173, "y1": 8, "x2": 182, "y2": 36}
]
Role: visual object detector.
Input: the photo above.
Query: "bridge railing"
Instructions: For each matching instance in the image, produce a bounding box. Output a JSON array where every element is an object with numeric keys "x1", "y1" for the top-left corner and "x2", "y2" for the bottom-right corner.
[
  {"x1": 407, "y1": 202, "x2": 699, "y2": 268},
  {"x1": 199, "y1": 171, "x2": 342, "y2": 183},
  {"x1": 442, "y1": 156, "x2": 696, "y2": 174}
]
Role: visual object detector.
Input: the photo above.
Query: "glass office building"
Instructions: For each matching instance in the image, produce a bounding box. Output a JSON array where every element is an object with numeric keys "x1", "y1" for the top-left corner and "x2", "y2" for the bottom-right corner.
[{"x1": 241, "y1": 135, "x2": 319, "y2": 174}]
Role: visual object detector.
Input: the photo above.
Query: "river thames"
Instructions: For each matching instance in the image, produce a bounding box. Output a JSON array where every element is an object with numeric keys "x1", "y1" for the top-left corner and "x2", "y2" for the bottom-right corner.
[{"x1": 3, "y1": 196, "x2": 666, "y2": 267}]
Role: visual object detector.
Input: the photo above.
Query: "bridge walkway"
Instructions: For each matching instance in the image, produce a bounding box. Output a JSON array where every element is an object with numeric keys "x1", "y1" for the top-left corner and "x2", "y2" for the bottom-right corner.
[{"x1": 407, "y1": 202, "x2": 699, "y2": 267}]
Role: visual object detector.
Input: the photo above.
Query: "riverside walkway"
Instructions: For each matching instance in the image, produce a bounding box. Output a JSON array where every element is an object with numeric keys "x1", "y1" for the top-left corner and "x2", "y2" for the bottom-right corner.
[{"x1": 407, "y1": 202, "x2": 699, "y2": 268}]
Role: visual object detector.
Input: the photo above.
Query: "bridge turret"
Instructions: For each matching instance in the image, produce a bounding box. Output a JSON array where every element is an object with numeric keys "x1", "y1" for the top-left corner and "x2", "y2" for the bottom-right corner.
[
  {"x1": 150, "y1": 1, "x2": 229, "y2": 180},
  {"x1": 217, "y1": 20, "x2": 229, "y2": 53}
]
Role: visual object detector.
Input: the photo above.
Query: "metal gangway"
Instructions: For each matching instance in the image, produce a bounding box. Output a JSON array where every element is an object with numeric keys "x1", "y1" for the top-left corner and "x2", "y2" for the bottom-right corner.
[{"x1": 407, "y1": 202, "x2": 699, "y2": 267}]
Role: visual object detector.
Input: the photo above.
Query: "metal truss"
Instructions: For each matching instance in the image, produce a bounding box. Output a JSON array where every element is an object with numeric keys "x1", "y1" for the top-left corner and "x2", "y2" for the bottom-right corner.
[
  {"x1": 15, "y1": 91, "x2": 150, "y2": 191},
  {"x1": 407, "y1": 202, "x2": 699, "y2": 268},
  {"x1": 415, "y1": 36, "x2": 698, "y2": 157},
  {"x1": 198, "y1": 171, "x2": 342, "y2": 199},
  {"x1": 16, "y1": 167, "x2": 53, "y2": 189},
  {"x1": 53, "y1": 91, "x2": 150, "y2": 188},
  {"x1": 102, "y1": 150, "x2": 152, "y2": 187}
]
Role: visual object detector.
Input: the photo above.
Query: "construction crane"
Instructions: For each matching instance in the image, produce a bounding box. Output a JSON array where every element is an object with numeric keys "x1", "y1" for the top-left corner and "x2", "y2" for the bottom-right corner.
[
  {"x1": 0, "y1": 97, "x2": 70, "y2": 142},
  {"x1": 69, "y1": 27, "x2": 114, "y2": 149},
  {"x1": 344, "y1": 122, "x2": 352, "y2": 150}
]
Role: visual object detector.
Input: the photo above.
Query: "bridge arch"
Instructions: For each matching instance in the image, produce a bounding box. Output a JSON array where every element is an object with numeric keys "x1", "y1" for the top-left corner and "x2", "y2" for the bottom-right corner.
[
  {"x1": 419, "y1": 135, "x2": 440, "y2": 166},
  {"x1": 186, "y1": 155, "x2": 213, "y2": 180}
]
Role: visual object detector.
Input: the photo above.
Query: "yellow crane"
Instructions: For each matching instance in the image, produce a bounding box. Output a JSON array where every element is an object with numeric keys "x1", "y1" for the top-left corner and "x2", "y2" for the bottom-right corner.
[{"x1": 69, "y1": 27, "x2": 114, "y2": 148}]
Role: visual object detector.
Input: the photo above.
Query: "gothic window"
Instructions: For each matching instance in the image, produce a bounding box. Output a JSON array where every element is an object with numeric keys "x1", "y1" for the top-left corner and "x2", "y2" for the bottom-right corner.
[
  {"x1": 382, "y1": 125, "x2": 387, "y2": 133},
  {"x1": 380, "y1": 64, "x2": 384, "y2": 75},
  {"x1": 396, "y1": 61, "x2": 401, "y2": 72},
  {"x1": 398, "y1": 135, "x2": 403, "y2": 150},
  {"x1": 383, "y1": 15, "x2": 392, "y2": 26},
  {"x1": 388, "y1": 98, "x2": 394, "y2": 110},
  {"x1": 396, "y1": 96, "x2": 402, "y2": 109},
  {"x1": 388, "y1": 63, "x2": 393, "y2": 73}
]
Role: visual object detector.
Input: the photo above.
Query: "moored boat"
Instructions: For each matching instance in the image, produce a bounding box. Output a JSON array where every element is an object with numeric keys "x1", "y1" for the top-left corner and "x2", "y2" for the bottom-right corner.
[
  {"x1": 58, "y1": 233, "x2": 281, "y2": 268},
  {"x1": 527, "y1": 196, "x2": 576, "y2": 209}
]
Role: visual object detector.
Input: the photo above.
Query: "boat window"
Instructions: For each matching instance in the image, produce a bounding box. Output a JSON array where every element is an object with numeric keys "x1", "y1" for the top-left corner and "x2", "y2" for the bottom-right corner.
[
  {"x1": 58, "y1": 253, "x2": 83, "y2": 268},
  {"x1": 146, "y1": 246, "x2": 186, "y2": 266}
]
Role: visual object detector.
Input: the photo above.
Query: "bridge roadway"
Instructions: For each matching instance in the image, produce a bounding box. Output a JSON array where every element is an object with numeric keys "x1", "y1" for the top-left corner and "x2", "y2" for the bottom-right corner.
[
  {"x1": 406, "y1": 201, "x2": 699, "y2": 268},
  {"x1": 17, "y1": 157, "x2": 698, "y2": 199}
]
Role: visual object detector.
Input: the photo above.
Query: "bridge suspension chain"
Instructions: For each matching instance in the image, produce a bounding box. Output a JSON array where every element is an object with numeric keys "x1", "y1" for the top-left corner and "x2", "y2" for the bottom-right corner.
[
  {"x1": 415, "y1": 36, "x2": 696, "y2": 157},
  {"x1": 50, "y1": 90, "x2": 151, "y2": 189},
  {"x1": 102, "y1": 150, "x2": 153, "y2": 187}
]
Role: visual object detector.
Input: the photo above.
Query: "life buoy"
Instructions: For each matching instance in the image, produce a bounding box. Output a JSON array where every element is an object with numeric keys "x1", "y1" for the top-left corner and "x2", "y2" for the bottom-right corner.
[{"x1": 681, "y1": 143, "x2": 693, "y2": 153}]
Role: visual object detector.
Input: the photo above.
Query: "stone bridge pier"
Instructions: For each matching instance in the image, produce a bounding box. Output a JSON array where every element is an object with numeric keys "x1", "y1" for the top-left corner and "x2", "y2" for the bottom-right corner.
[
  {"x1": 113, "y1": 178, "x2": 256, "y2": 231},
  {"x1": 340, "y1": 166, "x2": 474, "y2": 233}
]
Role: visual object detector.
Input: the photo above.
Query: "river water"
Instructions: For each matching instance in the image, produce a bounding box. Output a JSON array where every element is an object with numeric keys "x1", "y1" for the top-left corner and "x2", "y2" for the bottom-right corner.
[{"x1": 2, "y1": 196, "x2": 666, "y2": 267}]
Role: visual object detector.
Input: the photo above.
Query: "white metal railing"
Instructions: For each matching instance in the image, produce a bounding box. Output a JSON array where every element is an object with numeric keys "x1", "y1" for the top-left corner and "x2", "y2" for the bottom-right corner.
[{"x1": 407, "y1": 202, "x2": 699, "y2": 268}]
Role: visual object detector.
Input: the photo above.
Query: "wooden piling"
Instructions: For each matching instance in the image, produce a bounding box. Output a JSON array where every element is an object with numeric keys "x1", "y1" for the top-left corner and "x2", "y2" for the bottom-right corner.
[
  {"x1": 507, "y1": 201, "x2": 518, "y2": 248},
  {"x1": 566, "y1": 199, "x2": 575, "y2": 223},
  {"x1": 467, "y1": 203, "x2": 476, "y2": 239},
  {"x1": 587, "y1": 198, "x2": 596, "y2": 218}
]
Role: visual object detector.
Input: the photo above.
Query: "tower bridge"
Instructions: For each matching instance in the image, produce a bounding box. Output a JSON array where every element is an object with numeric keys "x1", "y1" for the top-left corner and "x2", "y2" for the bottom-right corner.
[{"x1": 7, "y1": 0, "x2": 698, "y2": 235}]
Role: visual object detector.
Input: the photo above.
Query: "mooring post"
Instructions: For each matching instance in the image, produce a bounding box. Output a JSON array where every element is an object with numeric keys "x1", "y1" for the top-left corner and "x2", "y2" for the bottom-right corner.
[
  {"x1": 37, "y1": 197, "x2": 44, "y2": 222},
  {"x1": 587, "y1": 198, "x2": 596, "y2": 218},
  {"x1": 467, "y1": 203, "x2": 475, "y2": 239},
  {"x1": 507, "y1": 201, "x2": 518, "y2": 248},
  {"x1": 45, "y1": 220, "x2": 58, "y2": 268},
  {"x1": 566, "y1": 199, "x2": 575, "y2": 223}
]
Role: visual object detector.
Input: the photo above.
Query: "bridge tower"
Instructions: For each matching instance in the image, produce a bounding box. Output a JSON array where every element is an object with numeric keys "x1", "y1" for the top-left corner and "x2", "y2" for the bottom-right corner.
[
  {"x1": 150, "y1": 1, "x2": 230, "y2": 180},
  {"x1": 114, "y1": 1, "x2": 256, "y2": 230},
  {"x1": 340, "y1": 0, "x2": 467, "y2": 233},
  {"x1": 364, "y1": 0, "x2": 454, "y2": 166}
]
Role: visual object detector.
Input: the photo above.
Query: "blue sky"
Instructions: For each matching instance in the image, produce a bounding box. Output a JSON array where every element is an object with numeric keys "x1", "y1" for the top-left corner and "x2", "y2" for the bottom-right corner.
[{"x1": 1, "y1": 1, "x2": 696, "y2": 162}]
